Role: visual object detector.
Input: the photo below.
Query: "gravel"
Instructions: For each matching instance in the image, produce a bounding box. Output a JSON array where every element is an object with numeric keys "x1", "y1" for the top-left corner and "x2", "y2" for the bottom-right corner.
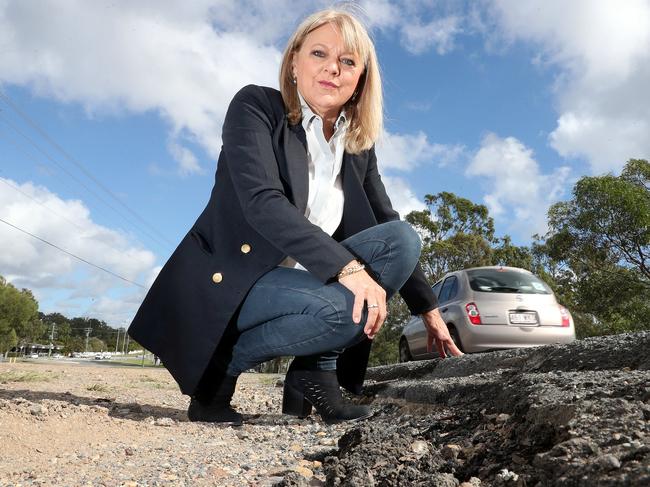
[
  {"x1": 1, "y1": 331, "x2": 648, "y2": 486},
  {"x1": 0, "y1": 361, "x2": 346, "y2": 486}
]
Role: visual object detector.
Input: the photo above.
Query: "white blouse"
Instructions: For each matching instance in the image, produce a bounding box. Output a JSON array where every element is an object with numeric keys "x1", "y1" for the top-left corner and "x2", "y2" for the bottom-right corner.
[{"x1": 279, "y1": 94, "x2": 347, "y2": 270}]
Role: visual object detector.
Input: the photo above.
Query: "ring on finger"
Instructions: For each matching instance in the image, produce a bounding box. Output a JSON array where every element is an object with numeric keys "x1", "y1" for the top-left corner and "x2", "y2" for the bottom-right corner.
[{"x1": 367, "y1": 304, "x2": 379, "y2": 309}]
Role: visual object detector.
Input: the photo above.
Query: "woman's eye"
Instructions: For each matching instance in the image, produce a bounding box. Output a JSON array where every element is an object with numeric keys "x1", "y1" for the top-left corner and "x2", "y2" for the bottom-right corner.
[
  {"x1": 341, "y1": 58, "x2": 356, "y2": 67},
  {"x1": 311, "y1": 50, "x2": 325, "y2": 57}
]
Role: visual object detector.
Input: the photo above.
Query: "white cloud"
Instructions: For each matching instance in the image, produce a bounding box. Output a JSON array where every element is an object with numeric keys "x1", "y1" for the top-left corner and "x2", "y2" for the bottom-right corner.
[
  {"x1": 401, "y1": 15, "x2": 462, "y2": 55},
  {"x1": 0, "y1": 177, "x2": 156, "y2": 324},
  {"x1": 487, "y1": 0, "x2": 650, "y2": 173},
  {"x1": 168, "y1": 141, "x2": 203, "y2": 177},
  {"x1": 381, "y1": 175, "x2": 426, "y2": 217},
  {"x1": 376, "y1": 131, "x2": 465, "y2": 171},
  {"x1": 466, "y1": 133, "x2": 571, "y2": 239},
  {"x1": 0, "y1": 0, "x2": 283, "y2": 161}
]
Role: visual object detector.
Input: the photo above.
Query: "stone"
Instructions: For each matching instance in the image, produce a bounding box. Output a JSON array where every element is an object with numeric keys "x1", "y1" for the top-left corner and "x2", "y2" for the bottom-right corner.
[
  {"x1": 429, "y1": 473, "x2": 459, "y2": 487},
  {"x1": 291, "y1": 465, "x2": 314, "y2": 479},
  {"x1": 595, "y1": 454, "x2": 621, "y2": 470},
  {"x1": 496, "y1": 469, "x2": 519, "y2": 481},
  {"x1": 30, "y1": 404, "x2": 48, "y2": 416},
  {"x1": 410, "y1": 440, "x2": 429, "y2": 458},
  {"x1": 441, "y1": 444, "x2": 462, "y2": 460},
  {"x1": 154, "y1": 417, "x2": 174, "y2": 427}
]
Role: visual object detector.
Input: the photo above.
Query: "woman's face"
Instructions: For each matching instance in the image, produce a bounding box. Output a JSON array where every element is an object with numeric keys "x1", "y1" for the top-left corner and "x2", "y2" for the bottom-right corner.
[{"x1": 292, "y1": 23, "x2": 364, "y2": 121}]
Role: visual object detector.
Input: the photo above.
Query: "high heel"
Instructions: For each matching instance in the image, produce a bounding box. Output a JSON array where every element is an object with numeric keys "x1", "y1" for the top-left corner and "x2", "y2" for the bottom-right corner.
[
  {"x1": 187, "y1": 374, "x2": 243, "y2": 425},
  {"x1": 282, "y1": 368, "x2": 372, "y2": 424},
  {"x1": 282, "y1": 379, "x2": 313, "y2": 417}
]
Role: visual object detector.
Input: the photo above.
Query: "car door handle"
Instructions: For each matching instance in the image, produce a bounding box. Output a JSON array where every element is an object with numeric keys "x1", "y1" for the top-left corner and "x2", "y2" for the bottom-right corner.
[{"x1": 441, "y1": 307, "x2": 448, "y2": 313}]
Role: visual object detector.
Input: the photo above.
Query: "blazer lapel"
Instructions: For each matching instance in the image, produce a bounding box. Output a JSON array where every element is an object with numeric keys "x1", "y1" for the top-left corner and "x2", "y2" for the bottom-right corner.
[{"x1": 281, "y1": 122, "x2": 309, "y2": 214}]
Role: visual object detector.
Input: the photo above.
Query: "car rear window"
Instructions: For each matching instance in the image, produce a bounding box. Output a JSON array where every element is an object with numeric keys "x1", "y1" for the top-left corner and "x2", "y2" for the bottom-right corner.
[{"x1": 467, "y1": 269, "x2": 552, "y2": 294}]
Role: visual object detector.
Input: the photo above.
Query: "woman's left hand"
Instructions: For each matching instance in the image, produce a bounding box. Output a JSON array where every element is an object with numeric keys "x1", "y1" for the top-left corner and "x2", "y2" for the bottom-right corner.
[{"x1": 422, "y1": 308, "x2": 463, "y2": 358}]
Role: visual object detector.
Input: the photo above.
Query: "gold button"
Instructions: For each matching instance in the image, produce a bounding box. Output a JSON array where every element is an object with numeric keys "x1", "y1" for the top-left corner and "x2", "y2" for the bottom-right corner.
[
  {"x1": 240, "y1": 243, "x2": 251, "y2": 254},
  {"x1": 211, "y1": 272, "x2": 223, "y2": 284}
]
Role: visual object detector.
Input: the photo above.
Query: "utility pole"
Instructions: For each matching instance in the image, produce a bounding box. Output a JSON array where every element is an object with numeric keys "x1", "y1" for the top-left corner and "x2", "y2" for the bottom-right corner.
[
  {"x1": 48, "y1": 323, "x2": 56, "y2": 357},
  {"x1": 124, "y1": 334, "x2": 130, "y2": 355},
  {"x1": 84, "y1": 328, "x2": 92, "y2": 353},
  {"x1": 115, "y1": 328, "x2": 120, "y2": 354}
]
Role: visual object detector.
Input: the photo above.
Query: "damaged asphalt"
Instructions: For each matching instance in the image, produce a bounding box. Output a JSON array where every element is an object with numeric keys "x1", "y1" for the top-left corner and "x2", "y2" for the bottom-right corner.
[{"x1": 277, "y1": 331, "x2": 650, "y2": 486}]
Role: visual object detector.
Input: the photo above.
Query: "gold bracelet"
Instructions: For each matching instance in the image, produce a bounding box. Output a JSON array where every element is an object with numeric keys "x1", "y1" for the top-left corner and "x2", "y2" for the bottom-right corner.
[{"x1": 337, "y1": 261, "x2": 365, "y2": 280}]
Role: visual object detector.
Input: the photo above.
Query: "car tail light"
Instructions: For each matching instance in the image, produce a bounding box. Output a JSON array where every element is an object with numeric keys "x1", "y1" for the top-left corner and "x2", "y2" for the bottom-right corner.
[
  {"x1": 465, "y1": 302, "x2": 481, "y2": 325},
  {"x1": 559, "y1": 305, "x2": 571, "y2": 327}
]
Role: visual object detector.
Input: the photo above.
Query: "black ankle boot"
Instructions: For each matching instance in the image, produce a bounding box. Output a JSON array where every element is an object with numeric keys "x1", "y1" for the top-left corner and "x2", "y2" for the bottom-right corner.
[
  {"x1": 187, "y1": 375, "x2": 243, "y2": 426},
  {"x1": 282, "y1": 368, "x2": 372, "y2": 424}
]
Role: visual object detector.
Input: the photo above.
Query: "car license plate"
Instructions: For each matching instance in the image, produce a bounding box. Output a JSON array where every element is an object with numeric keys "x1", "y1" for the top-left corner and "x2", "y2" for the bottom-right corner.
[{"x1": 509, "y1": 312, "x2": 538, "y2": 325}]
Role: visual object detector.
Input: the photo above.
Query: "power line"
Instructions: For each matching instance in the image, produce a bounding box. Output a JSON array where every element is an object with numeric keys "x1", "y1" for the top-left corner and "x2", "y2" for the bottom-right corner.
[
  {"x1": 0, "y1": 91, "x2": 176, "y2": 247},
  {"x1": 0, "y1": 216, "x2": 147, "y2": 289},
  {"x1": 0, "y1": 177, "x2": 86, "y2": 232},
  {"x1": 0, "y1": 113, "x2": 173, "y2": 253}
]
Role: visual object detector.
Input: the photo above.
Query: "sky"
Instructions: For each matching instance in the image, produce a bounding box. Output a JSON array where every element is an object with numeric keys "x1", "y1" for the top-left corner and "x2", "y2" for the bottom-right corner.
[{"x1": 1, "y1": 0, "x2": 649, "y2": 328}]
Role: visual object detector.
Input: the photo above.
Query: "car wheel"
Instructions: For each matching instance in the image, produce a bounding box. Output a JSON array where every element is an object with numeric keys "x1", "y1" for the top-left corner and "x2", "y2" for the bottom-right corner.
[
  {"x1": 399, "y1": 338, "x2": 413, "y2": 363},
  {"x1": 448, "y1": 326, "x2": 464, "y2": 353}
]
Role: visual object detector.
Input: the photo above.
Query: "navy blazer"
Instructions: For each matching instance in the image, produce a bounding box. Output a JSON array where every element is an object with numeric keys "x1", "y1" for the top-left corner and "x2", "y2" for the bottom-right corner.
[{"x1": 128, "y1": 85, "x2": 437, "y2": 395}]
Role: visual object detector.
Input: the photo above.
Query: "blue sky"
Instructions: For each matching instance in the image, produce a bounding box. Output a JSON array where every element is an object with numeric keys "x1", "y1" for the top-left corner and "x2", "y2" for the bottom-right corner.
[{"x1": 1, "y1": 0, "x2": 649, "y2": 327}]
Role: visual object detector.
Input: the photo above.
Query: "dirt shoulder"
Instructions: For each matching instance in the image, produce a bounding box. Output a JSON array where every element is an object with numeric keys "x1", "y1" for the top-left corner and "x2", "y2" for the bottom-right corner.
[{"x1": 0, "y1": 361, "x2": 345, "y2": 486}]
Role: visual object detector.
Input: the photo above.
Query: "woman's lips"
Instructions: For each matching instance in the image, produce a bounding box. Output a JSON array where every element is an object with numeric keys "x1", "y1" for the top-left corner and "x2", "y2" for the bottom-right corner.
[{"x1": 318, "y1": 80, "x2": 337, "y2": 89}]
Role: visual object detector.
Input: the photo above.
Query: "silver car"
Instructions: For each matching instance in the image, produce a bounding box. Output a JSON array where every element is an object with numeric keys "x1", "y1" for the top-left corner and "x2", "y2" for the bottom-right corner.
[{"x1": 399, "y1": 266, "x2": 576, "y2": 361}]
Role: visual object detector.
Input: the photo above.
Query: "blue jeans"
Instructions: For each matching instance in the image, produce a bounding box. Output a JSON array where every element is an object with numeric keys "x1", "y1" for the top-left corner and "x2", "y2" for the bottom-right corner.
[{"x1": 226, "y1": 221, "x2": 422, "y2": 376}]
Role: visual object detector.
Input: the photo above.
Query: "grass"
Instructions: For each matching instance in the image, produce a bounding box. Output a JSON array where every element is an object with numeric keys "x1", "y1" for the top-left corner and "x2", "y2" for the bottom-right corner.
[
  {"x1": 121, "y1": 376, "x2": 174, "y2": 390},
  {"x1": 0, "y1": 370, "x2": 53, "y2": 383},
  {"x1": 257, "y1": 373, "x2": 283, "y2": 386},
  {"x1": 106, "y1": 357, "x2": 161, "y2": 367}
]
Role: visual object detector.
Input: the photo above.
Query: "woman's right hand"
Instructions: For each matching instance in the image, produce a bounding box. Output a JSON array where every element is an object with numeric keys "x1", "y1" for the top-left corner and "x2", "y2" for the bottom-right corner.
[{"x1": 338, "y1": 264, "x2": 387, "y2": 339}]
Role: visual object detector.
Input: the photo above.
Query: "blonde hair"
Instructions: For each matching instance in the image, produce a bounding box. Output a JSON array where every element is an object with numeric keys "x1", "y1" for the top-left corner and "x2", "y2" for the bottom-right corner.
[{"x1": 279, "y1": 9, "x2": 383, "y2": 154}]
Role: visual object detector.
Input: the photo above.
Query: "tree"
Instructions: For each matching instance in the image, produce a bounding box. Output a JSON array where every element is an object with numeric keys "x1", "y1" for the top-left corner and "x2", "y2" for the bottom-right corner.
[
  {"x1": 88, "y1": 337, "x2": 107, "y2": 352},
  {"x1": 0, "y1": 276, "x2": 40, "y2": 348},
  {"x1": 0, "y1": 328, "x2": 17, "y2": 355},
  {"x1": 542, "y1": 159, "x2": 650, "y2": 336},
  {"x1": 406, "y1": 192, "x2": 495, "y2": 282}
]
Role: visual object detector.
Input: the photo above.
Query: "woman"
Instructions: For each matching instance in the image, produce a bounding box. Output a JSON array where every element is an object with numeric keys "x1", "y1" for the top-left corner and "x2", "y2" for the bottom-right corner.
[{"x1": 129, "y1": 9, "x2": 462, "y2": 426}]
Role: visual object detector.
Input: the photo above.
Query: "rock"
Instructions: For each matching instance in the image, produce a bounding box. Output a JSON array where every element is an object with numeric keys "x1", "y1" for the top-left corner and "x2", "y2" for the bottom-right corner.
[
  {"x1": 291, "y1": 465, "x2": 313, "y2": 479},
  {"x1": 495, "y1": 469, "x2": 519, "y2": 484},
  {"x1": 441, "y1": 444, "x2": 462, "y2": 460},
  {"x1": 496, "y1": 413, "x2": 510, "y2": 423},
  {"x1": 595, "y1": 454, "x2": 621, "y2": 470},
  {"x1": 30, "y1": 404, "x2": 48, "y2": 416},
  {"x1": 548, "y1": 438, "x2": 600, "y2": 458},
  {"x1": 430, "y1": 473, "x2": 459, "y2": 487},
  {"x1": 459, "y1": 478, "x2": 481, "y2": 487},
  {"x1": 410, "y1": 440, "x2": 429, "y2": 458},
  {"x1": 154, "y1": 417, "x2": 174, "y2": 427}
]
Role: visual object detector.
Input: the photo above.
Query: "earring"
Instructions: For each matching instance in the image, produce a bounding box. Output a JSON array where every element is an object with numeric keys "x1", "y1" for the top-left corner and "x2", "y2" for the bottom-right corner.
[
  {"x1": 292, "y1": 78, "x2": 297, "y2": 85},
  {"x1": 351, "y1": 91, "x2": 358, "y2": 101}
]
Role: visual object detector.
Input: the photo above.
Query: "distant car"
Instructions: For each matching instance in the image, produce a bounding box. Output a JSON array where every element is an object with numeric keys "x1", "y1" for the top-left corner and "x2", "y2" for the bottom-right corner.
[
  {"x1": 29, "y1": 353, "x2": 39, "y2": 359},
  {"x1": 399, "y1": 266, "x2": 576, "y2": 361}
]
